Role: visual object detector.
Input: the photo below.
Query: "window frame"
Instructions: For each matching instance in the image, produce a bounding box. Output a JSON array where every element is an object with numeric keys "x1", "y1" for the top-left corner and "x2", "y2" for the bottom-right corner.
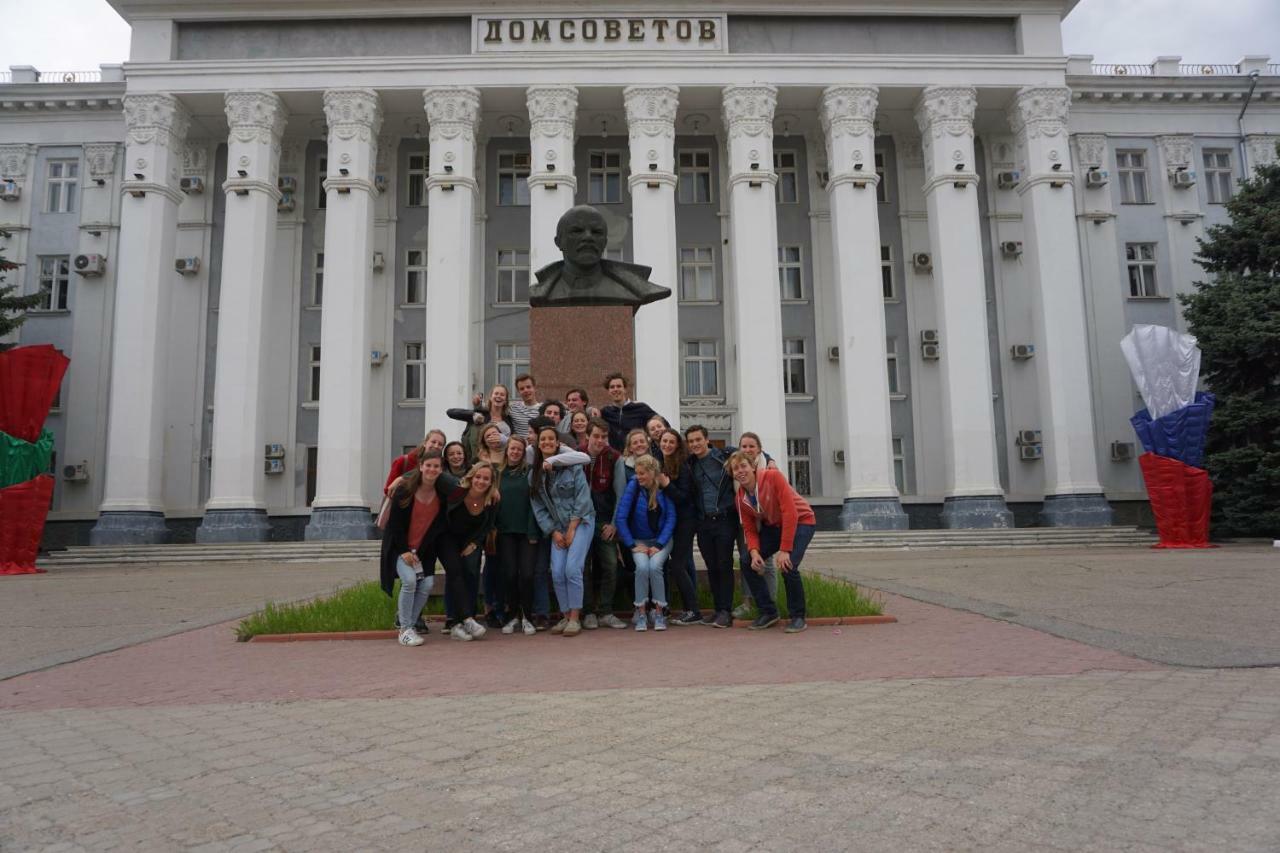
[
  {"x1": 678, "y1": 245, "x2": 716, "y2": 302},
  {"x1": 316, "y1": 155, "x2": 328, "y2": 210},
  {"x1": 875, "y1": 151, "x2": 888, "y2": 204},
  {"x1": 311, "y1": 252, "x2": 324, "y2": 307},
  {"x1": 892, "y1": 436, "x2": 907, "y2": 495},
  {"x1": 495, "y1": 248, "x2": 531, "y2": 305},
  {"x1": 677, "y1": 149, "x2": 713, "y2": 205},
  {"x1": 773, "y1": 150, "x2": 799, "y2": 205},
  {"x1": 886, "y1": 336, "x2": 902, "y2": 397},
  {"x1": 496, "y1": 151, "x2": 531, "y2": 207},
  {"x1": 1125, "y1": 242, "x2": 1160, "y2": 299},
  {"x1": 44, "y1": 159, "x2": 79, "y2": 214},
  {"x1": 1202, "y1": 149, "x2": 1233, "y2": 205},
  {"x1": 403, "y1": 341, "x2": 426, "y2": 401},
  {"x1": 881, "y1": 245, "x2": 896, "y2": 301},
  {"x1": 495, "y1": 342, "x2": 531, "y2": 392},
  {"x1": 1116, "y1": 149, "x2": 1150, "y2": 205},
  {"x1": 778, "y1": 244, "x2": 805, "y2": 301},
  {"x1": 782, "y1": 338, "x2": 808, "y2": 397},
  {"x1": 786, "y1": 438, "x2": 812, "y2": 496},
  {"x1": 306, "y1": 344, "x2": 322, "y2": 403},
  {"x1": 682, "y1": 339, "x2": 720, "y2": 399},
  {"x1": 34, "y1": 255, "x2": 70, "y2": 312},
  {"x1": 405, "y1": 152, "x2": 429, "y2": 208},
  {"x1": 587, "y1": 149, "x2": 624, "y2": 204}
]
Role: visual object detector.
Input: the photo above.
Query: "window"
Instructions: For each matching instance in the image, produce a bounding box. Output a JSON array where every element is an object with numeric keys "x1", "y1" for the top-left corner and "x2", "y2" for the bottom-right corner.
[
  {"x1": 316, "y1": 156, "x2": 328, "y2": 209},
  {"x1": 406, "y1": 153, "x2": 428, "y2": 207},
  {"x1": 683, "y1": 341, "x2": 719, "y2": 397},
  {"x1": 678, "y1": 149, "x2": 713, "y2": 204},
  {"x1": 881, "y1": 245, "x2": 895, "y2": 300},
  {"x1": 404, "y1": 342, "x2": 425, "y2": 400},
  {"x1": 311, "y1": 252, "x2": 324, "y2": 306},
  {"x1": 787, "y1": 438, "x2": 812, "y2": 496},
  {"x1": 306, "y1": 345, "x2": 322, "y2": 402},
  {"x1": 1203, "y1": 149, "x2": 1233, "y2": 204},
  {"x1": 35, "y1": 256, "x2": 70, "y2": 311},
  {"x1": 886, "y1": 337, "x2": 901, "y2": 395},
  {"x1": 892, "y1": 437, "x2": 906, "y2": 494},
  {"x1": 495, "y1": 249, "x2": 531, "y2": 304},
  {"x1": 496, "y1": 343, "x2": 530, "y2": 391},
  {"x1": 783, "y1": 339, "x2": 807, "y2": 395},
  {"x1": 778, "y1": 245, "x2": 804, "y2": 300},
  {"x1": 774, "y1": 150, "x2": 799, "y2": 204},
  {"x1": 679, "y1": 247, "x2": 715, "y2": 301},
  {"x1": 588, "y1": 150, "x2": 623, "y2": 204},
  {"x1": 497, "y1": 152, "x2": 530, "y2": 206},
  {"x1": 50, "y1": 384, "x2": 63, "y2": 412},
  {"x1": 1116, "y1": 150, "x2": 1149, "y2": 204},
  {"x1": 405, "y1": 250, "x2": 426, "y2": 305},
  {"x1": 305, "y1": 446, "x2": 318, "y2": 506},
  {"x1": 1125, "y1": 243, "x2": 1158, "y2": 298},
  {"x1": 45, "y1": 159, "x2": 78, "y2": 214},
  {"x1": 875, "y1": 151, "x2": 888, "y2": 204}
]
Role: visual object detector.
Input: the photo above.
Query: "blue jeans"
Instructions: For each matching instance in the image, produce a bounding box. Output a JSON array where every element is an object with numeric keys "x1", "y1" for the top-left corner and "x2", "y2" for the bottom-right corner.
[
  {"x1": 550, "y1": 524, "x2": 594, "y2": 612},
  {"x1": 741, "y1": 523, "x2": 814, "y2": 619},
  {"x1": 395, "y1": 557, "x2": 435, "y2": 631},
  {"x1": 632, "y1": 539, "x2": 672, "y2": 607}
]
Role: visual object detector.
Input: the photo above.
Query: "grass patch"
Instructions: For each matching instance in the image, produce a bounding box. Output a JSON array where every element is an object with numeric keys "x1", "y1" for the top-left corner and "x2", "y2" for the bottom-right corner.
[{"x1": 236, "y1": 571, "x2": 882, "y2": 640}]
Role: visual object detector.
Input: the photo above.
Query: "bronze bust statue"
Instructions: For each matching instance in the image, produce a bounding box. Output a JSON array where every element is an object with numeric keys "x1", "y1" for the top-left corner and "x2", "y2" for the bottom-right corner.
[{"x1": 529, "y1": 205, "x2": 671, "y2": 309}]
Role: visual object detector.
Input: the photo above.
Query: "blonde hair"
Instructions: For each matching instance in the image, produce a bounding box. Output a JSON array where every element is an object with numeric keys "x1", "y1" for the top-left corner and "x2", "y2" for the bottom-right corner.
[
  {"x1": 725, "y1": 450, "x2": 755, "y2": 475},
  {"x1": 459, "y1": 461, "x2": 501, "y2": 506},
  {"x1": 503, "y1": 434, "x2": 529, "y2": 474},
  {"x1": 634, "y1": 454, "x2": 662, "y2": 510},
  {"x1": 624, "y1": 428, "x2": 650, "y2": 461}
]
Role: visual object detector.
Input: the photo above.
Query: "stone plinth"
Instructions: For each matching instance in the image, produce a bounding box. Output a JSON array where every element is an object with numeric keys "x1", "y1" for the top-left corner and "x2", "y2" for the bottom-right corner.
[{"x1": 530, "y1": 305, "x2": 635, "y2": 405}]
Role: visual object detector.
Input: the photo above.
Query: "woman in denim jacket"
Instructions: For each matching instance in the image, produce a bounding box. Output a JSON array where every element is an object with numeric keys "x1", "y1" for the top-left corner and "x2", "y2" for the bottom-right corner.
[{"x1": 529, "y1": 425, "x2": 596, "y2": 637}]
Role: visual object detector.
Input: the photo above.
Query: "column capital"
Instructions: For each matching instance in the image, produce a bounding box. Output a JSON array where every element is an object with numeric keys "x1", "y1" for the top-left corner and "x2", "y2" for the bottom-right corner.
[
  {"x1": 913, "y1": 86, "x2": 976, "y2": 137},
  {"x1": 721, "y1": 84, "x2": 777, "y2": 140},
  {"x1": 623, "y1": 85, "x2": 679, "y2": 137},
  {"x1": 1072, "y1": 133, "x2": 1109, "y2": 170},
  {"x1": 1246, "y1": 134, "x2": 1280, "y2": 172},
  {"x1": 122, "y1": 93, "x2": 192, "y2": 151},
  {"x1": 322, "y1": 88, "x2": 383, "y2": 142},
  {"x1": 819, "y1": 85, "x2": 879, "y2": 140},
  {"x1": 1155, "y1": 134, "x2": 1195, "y2": 170},
  {"x1": 0, "y1": 143, "x2": 37, "y2": 186},
  {"x1": 422, "y1": 86, "x2": 482, "y2": 144},
  {"x1": 84, "y1": 143, "x2": 119, "y2": 182},
  {"x1": 526, "y1": 85, "x2": 578, "y2": 138},
  {"x1": 224, "y1": 90, "x2": 289, "y2": 144},
  {"x1": 1007, "y1": 86, "x2": 1070, "y2": 140}
]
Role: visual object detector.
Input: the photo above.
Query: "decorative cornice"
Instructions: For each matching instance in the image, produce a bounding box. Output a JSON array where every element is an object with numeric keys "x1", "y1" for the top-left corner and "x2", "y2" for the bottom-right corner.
[
  {"x1": 914, "y1": 86, "x2": 977, "y2": 139},
  {"x1": 526, "y1": 86, "x2": 578, "y2": 139},
  {"x1": 526, "y1": 173, "x2": 578, "y2": 192},
  {"x1": 424, "y1": 174, "x2": 479, "y2": 194},
  {"x1": 322, "y1": 88, "x2": 383, "y2": 143},
  {"x1": 722, "y1": 84, "x2": 777, "y2": 139},
  {"x1": 1156, "y1": 134, "x2": 1194, "y2": 169},
  {"x1": 83, "y1": 143, "x2": 118, "y2": 181},
  {"x1": 627, "y1": 171, "x2": 678, "y2": 190},
  {"x1": 623, "y1": 85, "x2": 679, "y2": 140},
  {"x1": 224, "y1": 90, "x2": 288, "y2": 147},
  {"x1": 1073, "y1": 134, "x2": 1109, "y2": 170},
  {"x1": 423, "y1": 86, "x2": 481, "y2": 145},
  {"x1": 0, "y1": 144, "x2": 36, "y2": 182},
  {"x1": 122, "y1": 93, "x2": 191, "y2": 151},
  {"x1": 1008, "y1": 86, "x2": 1070, "y2": 140},
  {"x1": 221, "y1": 177, "x2": 283, "y2": 201},
  {"x1": 182, "y1": 140, "x2": 210, "y2": 177},
  {"x1": 819, "y1": 85, "x2": 878, "y2": 141}
]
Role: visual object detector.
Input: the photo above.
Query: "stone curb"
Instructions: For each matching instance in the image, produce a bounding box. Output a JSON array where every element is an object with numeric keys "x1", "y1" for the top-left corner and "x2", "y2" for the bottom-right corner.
[{"x1": 247, "y1": 614, "x2": 897, "y2": 642}]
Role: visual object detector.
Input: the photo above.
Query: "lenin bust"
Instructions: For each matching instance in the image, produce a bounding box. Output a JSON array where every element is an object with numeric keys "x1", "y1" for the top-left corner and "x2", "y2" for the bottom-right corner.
[{"x1": 529, "y1": 205, "x2": 671, "y2": 309}]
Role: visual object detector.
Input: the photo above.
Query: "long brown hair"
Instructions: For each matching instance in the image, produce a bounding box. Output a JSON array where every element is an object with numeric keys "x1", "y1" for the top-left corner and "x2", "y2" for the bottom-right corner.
[
  {"x1": 398, "y1": 450, "x2": 443, "y2": 508},
  {"x1": 660, "y1": 428, "x2": 686, "y2": 479},
  {"x1": 502, "y1": 434, "x2": 529, "y2": 475},
  {"x1": 459, "y1": 461, "x2": 501, "y2": 507},
  {"x1": 413, "y1": 429, "x2": 447, "y2": 465},
  {"x1": 529, "y1": 426, "x2": 560, "y2": 494}
]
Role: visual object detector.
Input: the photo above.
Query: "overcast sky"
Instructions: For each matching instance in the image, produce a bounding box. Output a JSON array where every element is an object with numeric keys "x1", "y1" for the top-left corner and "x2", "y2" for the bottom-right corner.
[{"x1": 3, "y1": 0, "x2": 1279, "y2": 71}]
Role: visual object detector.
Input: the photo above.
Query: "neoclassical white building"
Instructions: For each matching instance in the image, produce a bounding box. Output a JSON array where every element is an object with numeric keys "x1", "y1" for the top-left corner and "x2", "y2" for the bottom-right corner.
[{"x1": 1, "y1": 1, "x2": 1277, "y2": 543}]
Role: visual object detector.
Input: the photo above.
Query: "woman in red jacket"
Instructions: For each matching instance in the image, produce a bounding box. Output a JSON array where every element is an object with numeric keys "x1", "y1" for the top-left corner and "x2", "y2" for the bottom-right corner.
[{"x1": 729, "y1": 450, "x2": 816, "y2": 633}]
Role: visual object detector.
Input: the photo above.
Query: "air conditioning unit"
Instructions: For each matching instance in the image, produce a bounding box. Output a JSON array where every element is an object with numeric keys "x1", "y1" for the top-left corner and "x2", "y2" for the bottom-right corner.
[
  {"x1": 920, "y1": 329, "x2": 939, "y2": 345},
  {"x1": 73, "y1": 254, "x2": 106, "y2": 276},
  {"x1": 372, "y1": 251, "x2": 386, "y2": 272},
  {"x1": 912, "y1": 252, "x2": 933, "y2": 273},
  {"x1": 264, "y1": 443, "x2": 286, "y2": 460},
  {"x1": 370, "y1": 349, "x2": 388, "y2": 366},
  {"x1": 1170, "y1": 169, "x2": 1197, "y2": 188},
  {"x1": 277, "y1": 193, "x2": 296, "y2": 213},
  {"x1": 832, "y1": 449, "x2": 845, "y2": 465},
  {"x1": 1085, "y1": 169, "x2": 1110, "y2": 188},
  {"x1": 1010, "y1": 343, "x2": 1036, "y2": 360},
  {"x1": 1019, "y1": 444, "x2": 1043, "y2": 461},
  {"x1": 1111, "y1": 441, "x2": 1135, "y2": 462},
  {"x1": 374, "y1": 175, "x2": 388, "y2": 194},
  {"x1": 277, "y1": 176, "x2": 297, "y2": 193},
  {"x1": 179, "y1": 176, "x2": 204, "y2": 194},
  {"x1": 921, "y1": 343, "x2": 941, "y2": 360},
  {"x1": 61, "y1": 462, "x2": 90, "y2": 482},
  {"x1": 827, "y1": 346, "x2": 840, "y2": 362},
  {"x1": 1000, "y1": 240, "x2": 1023, "y2": 258},
  {"x1": 995, "y1": 170, "x2": 1021, "y2": 190},
  {"x1": 1016, "y1": 429, "x2": 1043, "y2": 446},
  {"x1": 175, "y1": 257, "x2": 201, "y2": 275},
  {"x1": 1, "y1": 180, "x2": 22, "y2": 201},
  {"x1": 264, "y1": 458, "x2": 286, "y2": 475}
]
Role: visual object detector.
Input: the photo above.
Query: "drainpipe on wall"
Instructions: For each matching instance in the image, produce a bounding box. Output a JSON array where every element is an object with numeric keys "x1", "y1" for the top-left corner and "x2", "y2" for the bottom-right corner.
[{"x1": 1238, "y1": 70, "x2": 1261, "y2": 174}]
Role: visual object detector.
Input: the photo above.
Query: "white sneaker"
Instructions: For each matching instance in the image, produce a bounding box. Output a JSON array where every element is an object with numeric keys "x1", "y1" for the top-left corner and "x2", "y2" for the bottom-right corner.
[
  {"x1": 398, "y1": 628, "x2": 424, "y2": 647},
  {"x1": 502, "y1": 618, "x2": 518, "y2": 635},
  {"x1": 463, "y1": 617, "x2": 487, "y2": 639},
  {"x1": 583, "y1": 613, "x2": 599, "y2": 630},
  {"x1": 521, "y1": 618, "x2": 536, "y2": 636},
  {"x1": 600, "y1": 614, "x2": 628, "y2": 630},
  {"x1": 450, "y1": 624, "x2": 473, "y2": 642}
]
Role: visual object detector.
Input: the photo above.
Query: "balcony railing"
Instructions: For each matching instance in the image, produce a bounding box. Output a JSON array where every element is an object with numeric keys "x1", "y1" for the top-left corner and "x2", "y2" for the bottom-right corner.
[
  {"x1": 38, "y1": 70, "x2": 103, "y2": 83},
  {"x1": 1088, "y1": 61, "x2": 1277, "y2": 78},
  {"x1": 1092, "y1": 64, "x2": 1155, "y2": 76}
]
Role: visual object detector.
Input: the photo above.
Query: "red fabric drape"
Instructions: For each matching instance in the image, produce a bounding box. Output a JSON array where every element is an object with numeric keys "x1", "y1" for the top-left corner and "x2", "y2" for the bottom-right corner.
[
  {"x1": 1138, "y1": 453, "x2": 1214, "y2": 549},
  {"x1": 0, "y1": 474, "x2": 54, "y2": 574},
  {"x1": 0, "y1": 345, "x2": 70, "y2": 443}
]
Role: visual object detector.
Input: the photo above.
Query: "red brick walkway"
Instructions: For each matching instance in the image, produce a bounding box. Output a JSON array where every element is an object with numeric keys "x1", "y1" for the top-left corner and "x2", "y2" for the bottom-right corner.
[{"x1": 0, "y1": 594, "x2": 1157, "y2": 711}]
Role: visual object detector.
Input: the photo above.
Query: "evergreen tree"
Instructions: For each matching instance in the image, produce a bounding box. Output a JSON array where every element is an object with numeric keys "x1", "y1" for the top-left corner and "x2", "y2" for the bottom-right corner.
[
  {"x1": 1180, "y1": 143, "x2": 1280, "y2": 536},
  {"x1": 0, "y1": 253, "x2": 41, "y2": 344}
]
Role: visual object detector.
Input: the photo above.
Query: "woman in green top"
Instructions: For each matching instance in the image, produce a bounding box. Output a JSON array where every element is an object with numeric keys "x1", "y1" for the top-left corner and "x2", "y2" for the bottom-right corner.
[
  {"x1": 495, "y1": 435, "x2": 541, "y2": 636},
  {"x1": 441, "y1": 461, "x2": 500, "y2": 642}
]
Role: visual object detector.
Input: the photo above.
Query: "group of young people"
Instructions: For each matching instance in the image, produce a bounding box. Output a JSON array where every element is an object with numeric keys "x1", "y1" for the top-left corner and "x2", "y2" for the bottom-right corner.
[{"x1": 378, "y1": 372, "x2": 817, "y2": 647}]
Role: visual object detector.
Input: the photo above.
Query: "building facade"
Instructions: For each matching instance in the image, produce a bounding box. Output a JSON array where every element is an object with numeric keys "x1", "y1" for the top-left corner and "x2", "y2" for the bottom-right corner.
[{"x1": 1, "y1": 1, "x2": 1277, "y2": 543}]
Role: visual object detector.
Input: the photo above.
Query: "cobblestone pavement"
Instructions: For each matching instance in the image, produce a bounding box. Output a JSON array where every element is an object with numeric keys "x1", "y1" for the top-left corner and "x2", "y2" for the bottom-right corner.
[{"x1": 4, "y1": 670, "x2": 1280, "y2": 851}]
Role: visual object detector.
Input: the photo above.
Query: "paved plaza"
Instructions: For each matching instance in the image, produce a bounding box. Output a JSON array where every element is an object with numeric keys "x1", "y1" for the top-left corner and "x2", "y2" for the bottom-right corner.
[{"x1": 2, "y1": 544, "x2": 1280, "y2": 851}]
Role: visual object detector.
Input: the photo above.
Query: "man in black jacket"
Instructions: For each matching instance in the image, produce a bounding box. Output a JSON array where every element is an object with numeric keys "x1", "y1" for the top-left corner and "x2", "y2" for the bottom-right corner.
[
  {"x1": 600, "y1": 372, "x2": 659, "y2": 451},
  {"x1": 683, "y1": 425, "x2": 740, "y2": 629}
]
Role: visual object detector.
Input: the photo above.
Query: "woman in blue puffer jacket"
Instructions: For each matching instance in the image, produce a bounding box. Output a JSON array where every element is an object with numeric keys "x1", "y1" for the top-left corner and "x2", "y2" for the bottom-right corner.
[{"x1": 614, "y1": 454, "x2": 676, "y2": 632}]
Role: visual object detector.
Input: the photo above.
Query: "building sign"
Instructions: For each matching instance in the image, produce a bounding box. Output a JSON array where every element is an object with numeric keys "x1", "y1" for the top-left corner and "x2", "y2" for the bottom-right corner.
[{"x1": 474, "y1": 15, "x2": 726, "y2": 53}]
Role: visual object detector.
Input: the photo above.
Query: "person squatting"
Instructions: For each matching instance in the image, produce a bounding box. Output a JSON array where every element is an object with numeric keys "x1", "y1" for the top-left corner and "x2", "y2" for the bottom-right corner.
[{"x1": 380, "y1": 371, "x2": 816, "y2": 647}]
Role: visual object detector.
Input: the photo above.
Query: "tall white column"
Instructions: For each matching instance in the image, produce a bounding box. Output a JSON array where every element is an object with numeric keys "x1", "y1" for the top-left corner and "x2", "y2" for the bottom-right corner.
[
  {"x1": 91, "y1": 94, "x2": 191, "y2": 545},
  {"x1": 914, "y1": 86, "x2": 1011, "y2": 528},
  {"x1": 305, "y1": 88, "x2": 382, "y2": 540},
  {"x1": 197, "y1": 91, "x2": 289, "y2": 542},
  {"x1": 1008, "y1": 88, "x2": 1111, "y2": 526},
  {"x1": 422, "y1": 87, "x2": 481, "y2": 434},
  {"x1": 526, "y1": 86, "x2": 578, "y2": 276},
  {"x1": 820, "y1": 86, "x2": 908, "y2": 530},
  {"x1": 624, "y1": 85, "x2": 680, "y2": 420},
  {"x1": 722, "y1": 85, "x2": 787, "y2": 467}
]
